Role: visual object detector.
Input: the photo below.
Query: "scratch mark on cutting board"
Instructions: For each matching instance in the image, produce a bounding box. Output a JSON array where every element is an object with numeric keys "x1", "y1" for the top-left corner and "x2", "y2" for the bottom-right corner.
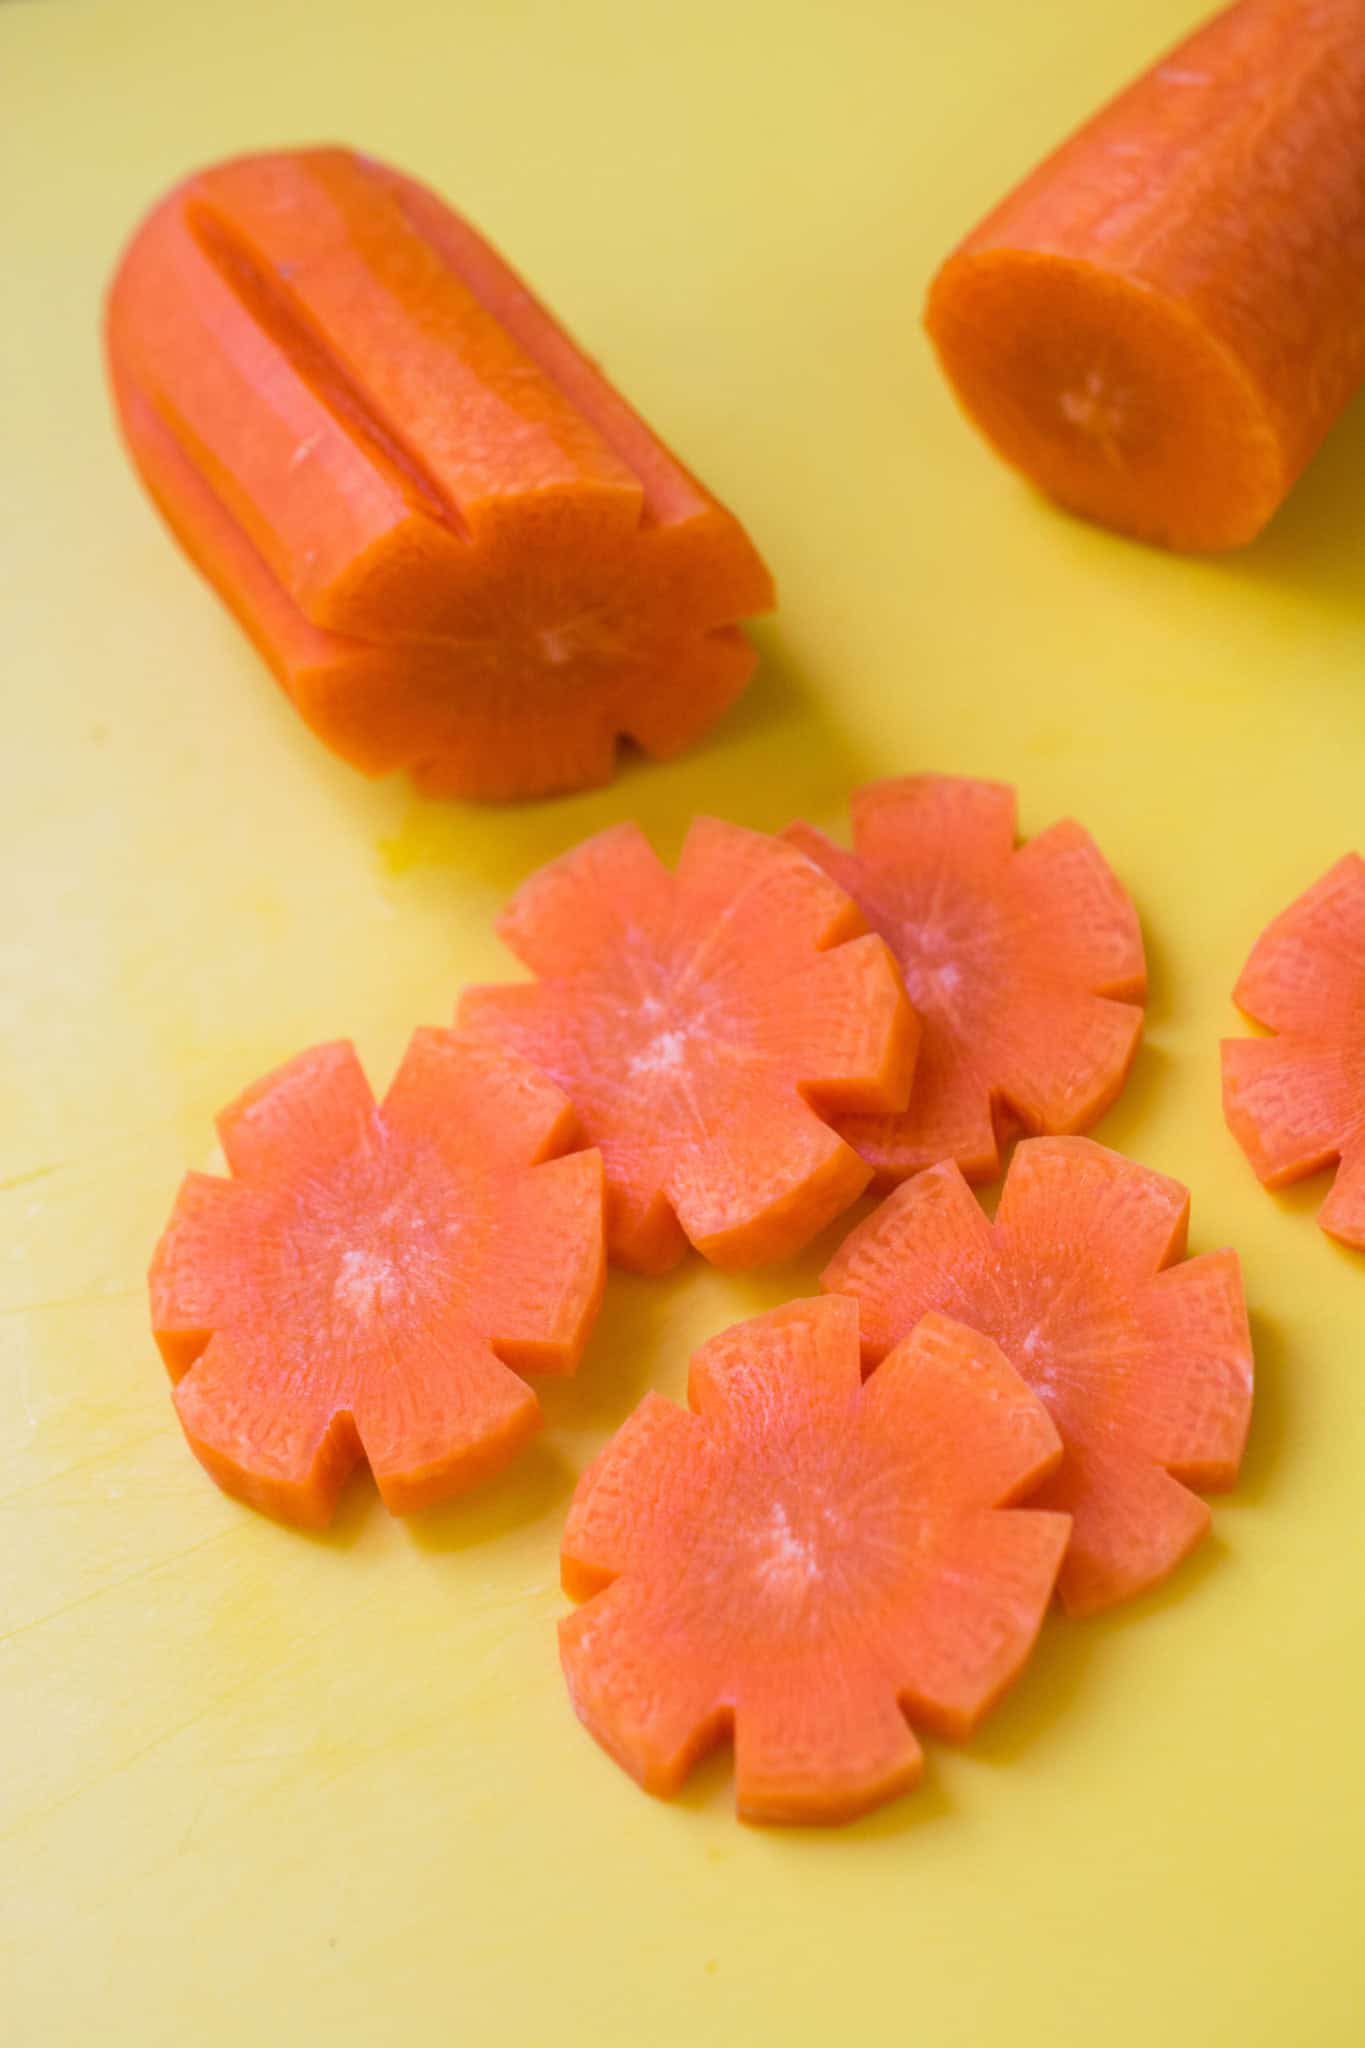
[
  {"x1": 176, "y1": 1789, "x2": 211, "y2": 1859},
  {"x1": 0, "y1": 1525, "x2": 235, "y2": 1650},
  {"x1": 19, "y1": 1356, "x2": 37, "y2": 1431},
  {"x1": 0, "y1": 1162, "x2": 66, "y2": 1194},
  {"x1": 0, "y1": 1427, "x2": 170, "y2": 1508},
  {"x1": 0, "y1": 1654, "x2": 297, "y2": 1854}
]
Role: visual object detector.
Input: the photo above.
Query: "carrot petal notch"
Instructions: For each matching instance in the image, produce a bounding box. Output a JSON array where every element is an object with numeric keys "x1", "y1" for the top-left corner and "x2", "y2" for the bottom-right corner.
[
  {"x1": 149, "y1": 1032, "x2": 606, "y2": 1527},
  {"x1": 106, "y1": 147, "x2": 774, "y2": 799},
  {"x1": 824, "y1": 1136, "x2": 1254, "y2": 1616},
  {"x1": 925, "y1": 0, "x2": 1365, "y2": 550},
  {"x1": 1222, "y1": 853, "x2": 1365, "y2": 1246},
  {"x1": 460, "y1": 817, "x2": 918, "y2": 1274},
  {"x1": 560, "y1": 1296, "x2": 1069, "y2": 1825},
  {"x1": 787, "y1": 775, "x2": 1145, "y2": 1182}
]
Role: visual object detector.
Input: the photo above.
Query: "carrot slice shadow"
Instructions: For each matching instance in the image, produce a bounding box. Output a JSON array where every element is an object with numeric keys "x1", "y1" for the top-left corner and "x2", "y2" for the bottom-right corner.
[
  {"x1": 1229, "y1": 1306, "x2": 1291, "y2": 1510},
  {"x1": 669, "y1": 1730, "x2": 959, "y2": 1842},
  {"x1": 961, "y1": 1539, "x2": 1226, "y2": 1778},
  {"x1": 368, "y1": 622, "x2": 879, "y2": 905},
  {"x1": 1229, "y1": 384, "x2": 1365, "y2": 619},
  {"x1": 369, "y1": 624, "x2": 882, "y2": 899},
  {"x1": 404, "y1": 1438, "x2": 578, "y2": 1554}
]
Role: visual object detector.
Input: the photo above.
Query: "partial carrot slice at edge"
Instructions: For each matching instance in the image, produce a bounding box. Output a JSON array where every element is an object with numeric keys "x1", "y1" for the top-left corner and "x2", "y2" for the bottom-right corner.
[{"x1": 1222, "y1": 853, "x2": 1365, "y2": 1247}]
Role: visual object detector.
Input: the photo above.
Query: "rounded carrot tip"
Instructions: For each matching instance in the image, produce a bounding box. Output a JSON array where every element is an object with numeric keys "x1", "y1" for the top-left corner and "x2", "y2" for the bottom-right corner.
[{"x1": 925, "y1": 250, "x2": 1284, "y2": 552}]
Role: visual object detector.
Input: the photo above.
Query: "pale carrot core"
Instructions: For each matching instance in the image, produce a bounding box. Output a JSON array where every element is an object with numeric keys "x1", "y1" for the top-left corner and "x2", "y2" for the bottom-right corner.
[{"x1": 927, "y1": 253, "x2": 1283, "y2": 551}]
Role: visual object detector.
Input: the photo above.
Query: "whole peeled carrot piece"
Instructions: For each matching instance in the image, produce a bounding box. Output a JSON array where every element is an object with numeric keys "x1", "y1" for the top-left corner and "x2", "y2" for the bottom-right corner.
[
  {"x1": 105, "y1": 148, "x2": 774, "y2": 800},
  {"x1": 925, "y1": 0, "x2": 1365, "y2": 551}
]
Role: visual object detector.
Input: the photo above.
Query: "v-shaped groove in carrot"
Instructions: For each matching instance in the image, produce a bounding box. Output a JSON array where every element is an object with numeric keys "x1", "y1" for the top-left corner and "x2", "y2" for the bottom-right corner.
[
  {"x1": 149, "y1": 1031, "x2": 606, "y2": 1528},
  {"x1": 105, "y1": 146, "x2": 774, "y2": 799},
  {"x1": 187, "y1": 200, "x2": 471, "y2": 541},
  {"x1": 460, "y1": 817, "x2": 917, "y2": 1274},
  {"x1": 560, "y1": 1297, "x2": 1069, "y2": 1824},
  {"x1": 1222, "y1": 852, "x2": 1365, "y2": 1247},
  {"x1": 189, "y1": 149, "x2": 646, "y2": 543},
  {"x1": 786, "y1": 776, "x2": 1146, "y2": 1183},
  {"x1": 823, "y1": 1136, "x2": 1254, "y2": 1615},
  {"x1": 369, "y1": 156, "x2": 707, "y2": 531}
]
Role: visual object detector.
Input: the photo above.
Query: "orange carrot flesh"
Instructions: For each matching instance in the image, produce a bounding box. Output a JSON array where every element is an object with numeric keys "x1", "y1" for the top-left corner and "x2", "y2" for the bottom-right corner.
[
  {"x1": 105, "y1": 147, "x2": 774, "y2": 799},
  {"x1": 925, "y1": 0, "x2": 1365, "y2": 551},
  {"x1": 459, "y1": 818, "x2": 917, "y2": 1274},
  {"x1": 824, "y1": 1138, "x2": 1254, "y2": 1616},
  {"x1": 149, "y1": 1033, "x2": 606, "y2": 1527},
  {"x1": 787, "y1": 776, "x2": 1145, "y2": 1182},
  {"x1": 560, "y1": 1297, "x2": 1069, "y2": 1824},
  {"x1": 1222, "y1": 854, "x2": 1365, "y2": 1246}
]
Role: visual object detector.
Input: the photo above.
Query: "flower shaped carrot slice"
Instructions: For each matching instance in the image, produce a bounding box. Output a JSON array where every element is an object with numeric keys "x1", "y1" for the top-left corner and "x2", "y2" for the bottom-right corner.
[
  {"x1": 560, "y1": 1297, "x2": 1068, "y2": 1824},
  {"x1": 1222, "y1": 854, "x2": 1365, "y2": 1248},
  {"x1": 824, "y1": 1137, "x2": 1253, "y2": 1616},
  {"x1": 459, "y1": 818, "x2": 917, "y2": 1274},
  {"x1": 786, "y1": 776, "x2": 1146, "y2": 1182},
  {"x1": 150, "y1": 1031, "x2": 605, "y2": 1528}
]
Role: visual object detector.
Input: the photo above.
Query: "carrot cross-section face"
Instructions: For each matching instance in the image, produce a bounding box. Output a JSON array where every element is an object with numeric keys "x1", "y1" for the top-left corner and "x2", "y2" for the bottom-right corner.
[
  {"x1": 460, "y1": 818, "x2": 918, "y2": 1274},
  {"x1": 787, "y1": 776, "x2": 1146, "y2": 1183},
  {"x1": 105, "y1": 147, "x2": 774, "y2": 801},
  {"x1": 1222, "y1": 854, "x2": 1365, "y2": 1248},
  {"x1": 824, "y1": 1137, "x2": 1254, "y2": 1616},
  {"x1": 149, "y1": 1032, "x2": 606, "y2": 1528},
  {"x1": 560, "y1": 1297, "x2": 1068, "y2": 1825}
]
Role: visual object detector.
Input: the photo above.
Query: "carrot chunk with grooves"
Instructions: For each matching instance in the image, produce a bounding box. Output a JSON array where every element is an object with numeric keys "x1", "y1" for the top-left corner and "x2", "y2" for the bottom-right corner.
[
  {"x1": 787, "y1": 776, "x2": 1145, "y2": 1183},
  {"x1": 560, "y1": 1297, "x2": 1069, "y2": 1824},
  {"x1": 925, "y1": 0, "x2": 1365, "y2": 550},
  {"x1": 1222, "y1": 854, "x2": 1365, "y2": 1246},
  {"x1": 824, "y1": 1137, "x2": 1254, "y2": 1616},
  {"x1": 105, "y1": 147, "x2": 774, "y2": 799},
  {"x1": 149, "y1": 1033, "x2": 606, "y2": 1527},
  {"x1": 460, "y1": 818, "x2": 917, "y2": 1273}
]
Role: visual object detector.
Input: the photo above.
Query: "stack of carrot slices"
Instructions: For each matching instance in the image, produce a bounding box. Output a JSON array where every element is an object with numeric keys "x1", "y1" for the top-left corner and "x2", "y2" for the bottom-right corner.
[{"x1": 151, "y1": 773, "x2": 1267, "y2": 1826}]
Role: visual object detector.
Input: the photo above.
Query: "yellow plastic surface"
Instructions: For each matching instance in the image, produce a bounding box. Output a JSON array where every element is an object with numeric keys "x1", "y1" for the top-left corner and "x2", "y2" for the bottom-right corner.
[{"x1": 5, "y1": 1, "x2": 1365, "y2": 2040}]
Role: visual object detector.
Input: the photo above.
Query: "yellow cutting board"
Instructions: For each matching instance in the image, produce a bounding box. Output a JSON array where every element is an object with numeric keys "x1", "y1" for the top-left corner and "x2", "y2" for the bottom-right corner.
[{"x1": 5, "y1": 1, "x2": 1364, "y2": 2041}]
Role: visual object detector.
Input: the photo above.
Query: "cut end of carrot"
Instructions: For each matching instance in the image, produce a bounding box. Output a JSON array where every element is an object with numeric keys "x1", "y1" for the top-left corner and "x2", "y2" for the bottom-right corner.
[
  {"x1": 924, "y1": 0, "x2": 1365, "y2": 551},
  {"x1": 925, "y1": 251, "x2": 1284, "y2": 552}
]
